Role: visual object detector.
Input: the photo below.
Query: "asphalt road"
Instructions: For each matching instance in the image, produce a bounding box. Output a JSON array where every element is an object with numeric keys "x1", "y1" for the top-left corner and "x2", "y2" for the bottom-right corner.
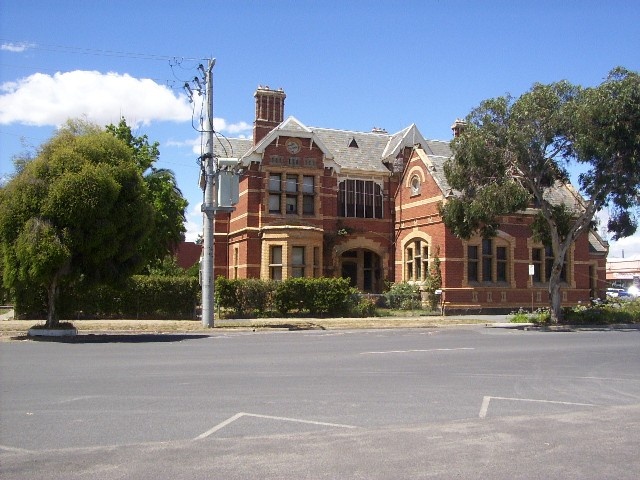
[{"x1": 1, "y1": 325, "x2": 640, "y2": 479}]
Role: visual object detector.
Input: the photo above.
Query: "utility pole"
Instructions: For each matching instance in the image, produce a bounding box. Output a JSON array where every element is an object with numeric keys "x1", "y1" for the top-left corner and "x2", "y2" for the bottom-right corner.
[
  {"x1": 186, "y1": 58, "x2": 239, "y2": 328},
  {"x1": 201, "y1": 58, "x2": 216, "y2": 328}
]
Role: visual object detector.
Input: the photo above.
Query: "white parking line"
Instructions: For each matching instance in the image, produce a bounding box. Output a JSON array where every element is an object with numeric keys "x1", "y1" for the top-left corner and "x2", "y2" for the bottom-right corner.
[
  {"x1": 194, "y1": 412, "x2": 358, "y2": 440},
  {"x1": 361, "y1": 347, "x2": 474, "y2": 355},
  {"x1": 479, "y1": 396, "x2": 597, "y2": 418}
]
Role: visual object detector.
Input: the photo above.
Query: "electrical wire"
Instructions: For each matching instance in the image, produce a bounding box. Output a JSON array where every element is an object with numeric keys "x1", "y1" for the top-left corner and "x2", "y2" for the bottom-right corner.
[{"x1": 0, "y1": 38, "x2": 202, "y2": 62}]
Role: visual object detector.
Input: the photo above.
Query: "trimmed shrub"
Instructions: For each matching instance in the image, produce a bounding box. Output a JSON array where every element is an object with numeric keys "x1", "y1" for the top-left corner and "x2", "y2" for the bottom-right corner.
[
  {"x1": 272, "y1": 277, "x2": 357, "y2": 316},
  {"x1": 215, "y1": 277, "x2": 275, "y2": 317},
  {"x1": 273, "y1": 278, "x2": 308, "y2": 315}
]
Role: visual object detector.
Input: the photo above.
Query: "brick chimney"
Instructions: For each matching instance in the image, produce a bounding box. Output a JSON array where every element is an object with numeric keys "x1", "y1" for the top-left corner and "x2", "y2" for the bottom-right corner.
[
  {"x1": 451, "y1": 118, "x2": 466, "y2": 138},
  {"x1": 253, "y1": 86, "x2": 286, "y2": 144}
]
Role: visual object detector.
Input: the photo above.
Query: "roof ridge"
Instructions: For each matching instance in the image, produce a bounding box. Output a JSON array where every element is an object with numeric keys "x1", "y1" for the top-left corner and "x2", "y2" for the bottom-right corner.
[{"x1": 311, "y1": 126, "x2": 393, "y2": 136}]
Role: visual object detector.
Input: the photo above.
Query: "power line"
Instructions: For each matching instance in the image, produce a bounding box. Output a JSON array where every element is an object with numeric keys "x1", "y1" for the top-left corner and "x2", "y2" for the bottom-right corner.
[{"x1": 0, "y1": 38, "x2": 203, "y2": 63}]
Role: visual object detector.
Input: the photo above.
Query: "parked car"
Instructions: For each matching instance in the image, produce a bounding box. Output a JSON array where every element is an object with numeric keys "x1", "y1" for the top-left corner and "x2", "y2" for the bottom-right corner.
[
  {"x1": 606, "y1": 288, "x2": 631, "y2": 298},
  {"x1": 627, "y1": 285, "x2": 640, "y2": 298}
]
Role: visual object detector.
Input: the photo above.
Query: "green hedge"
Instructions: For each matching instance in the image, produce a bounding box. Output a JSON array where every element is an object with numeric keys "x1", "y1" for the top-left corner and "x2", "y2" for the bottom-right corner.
[
  {"x1": 215, "y1": 276, "x2": 357, "y2": 317},
  {"x1": 215, "y1": 277, "x2": 275, "y2": 317},
  {"x1": 15, "y1": 275, "x2": 200, "y2": 320}
]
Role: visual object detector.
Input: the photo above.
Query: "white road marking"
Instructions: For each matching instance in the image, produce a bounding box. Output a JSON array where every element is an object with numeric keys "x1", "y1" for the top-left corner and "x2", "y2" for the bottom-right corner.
[
  {"x1": 194, "y1": 412, "x2": 358, "y2": 440},
  {"x1": 361, "y1": 347, "x2": 474, "y2": 355},
  {"x1": 479, "y1": 395, "x2": 597, "y2": 418},
  {"x1": 0, "y1": 444, "x2": 34, "y2": 454}
]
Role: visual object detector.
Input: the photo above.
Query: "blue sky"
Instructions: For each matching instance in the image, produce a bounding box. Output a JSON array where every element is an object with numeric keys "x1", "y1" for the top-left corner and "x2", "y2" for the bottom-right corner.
[{"x1": 1, "y1": 0, "x2": 639, "y2": 257}]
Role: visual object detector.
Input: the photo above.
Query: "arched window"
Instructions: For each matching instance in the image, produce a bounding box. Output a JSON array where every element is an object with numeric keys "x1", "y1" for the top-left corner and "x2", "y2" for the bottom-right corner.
[
  {"x1": 405, "y1": 238, "x2": 429, "y2": 282},
  {"x1": 410, "y1": 175, "x2": 421, "y2": 196}
]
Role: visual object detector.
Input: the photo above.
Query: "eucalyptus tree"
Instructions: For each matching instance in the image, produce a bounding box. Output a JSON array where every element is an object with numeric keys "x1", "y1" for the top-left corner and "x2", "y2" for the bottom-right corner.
[
  {"x1": 0, "y1": 120, "x2": 154, "y2": 326},
  {"x1": 440, "y1": 68, "x2": 640, "y2": 322},
  {"x1": 106, "y1": 118, "x2": 188, "y2": 269}
]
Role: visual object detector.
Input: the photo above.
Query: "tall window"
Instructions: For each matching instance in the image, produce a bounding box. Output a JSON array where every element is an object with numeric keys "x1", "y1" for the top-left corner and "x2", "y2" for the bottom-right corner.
[
  {"x1": 468, "y1": 240, "x2": 509, "y2": 283},
  {"x1": 313, "y1": 247, "x2": 320, "y2": 277},
  {"x1": 269, "y1": 174, "x2": 281, "y2": 213},
  {"x1": 532, "y1": 246, "x2": 567, "y2": 283},
  {"x1": 496, "y1": 246, "x2": 507, "y2": 282},
  {"x1": 270, "y1": 246, "x2": 282, "y2": 280},
  {"x1": 532, "y1": 248, "x2": 542, "y2": 282},
  {"x1": 268, "y1": 173, "x2": 315, "y2": 216},
  {"x1": 482, "y1": 239, "x2": 493, "y2": 282},
  {"x1": 405, "y1": 239, "x2": 429, "y2": 282},
  {"x1": 292, "y1": 246, "x2": 305, "y2": 278},
  {"x1": 338, "y1": 179, "x2": 383, "y2": 218},
  {"x1": 302, "y1": 176, "x2": 314, "y2": 215},
  {"x1": 286, "y1": 174, "x2": 298, "y2": 214},
  {"x1": 468, "y1": 245, "x2": 479, "y2": 282}
]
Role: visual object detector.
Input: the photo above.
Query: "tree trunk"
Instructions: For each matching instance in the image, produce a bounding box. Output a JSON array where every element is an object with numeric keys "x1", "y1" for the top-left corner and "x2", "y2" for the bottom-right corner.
[
  {"x1": 547, "y1": 250, "x2": 567, "y2": 323},
  {"x1": 548, "y1": 276, "x2": 563, "y2": 323},
  {"x1": 45, "y1": 275, "x2": 59, "y2": 328}
]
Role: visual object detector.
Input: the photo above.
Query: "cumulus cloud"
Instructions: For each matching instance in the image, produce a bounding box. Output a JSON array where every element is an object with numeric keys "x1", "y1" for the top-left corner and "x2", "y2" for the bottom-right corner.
[
  {"x1": 1, "y1": 41, "x2": 35, "y2": 53},
  {"x1": 0, "y1": 70, "x2": 192, "y2": 127}
]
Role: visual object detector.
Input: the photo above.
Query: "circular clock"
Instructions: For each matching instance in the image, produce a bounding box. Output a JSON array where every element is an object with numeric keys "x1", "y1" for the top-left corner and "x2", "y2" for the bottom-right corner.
[{"x1": 286, "y1": 139, "x2": 301, "y2": 154}]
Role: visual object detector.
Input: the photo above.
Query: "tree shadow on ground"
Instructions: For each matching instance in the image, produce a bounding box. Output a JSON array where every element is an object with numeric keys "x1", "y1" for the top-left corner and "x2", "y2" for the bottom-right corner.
[{"x1": 14, "y1": 333, "x2": 212, "y2": 343}]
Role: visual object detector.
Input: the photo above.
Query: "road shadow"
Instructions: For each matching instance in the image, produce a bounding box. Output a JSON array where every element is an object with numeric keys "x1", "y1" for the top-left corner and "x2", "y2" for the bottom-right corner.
[{"x1": 13, "y1": 333, "x2": 212, "y2": 343}]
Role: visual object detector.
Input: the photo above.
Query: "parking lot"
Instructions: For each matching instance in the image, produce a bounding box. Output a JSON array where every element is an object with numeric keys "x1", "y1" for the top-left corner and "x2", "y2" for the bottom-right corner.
[{"x1": 2, "y1": 325, "x2": 640, "y2": 479}]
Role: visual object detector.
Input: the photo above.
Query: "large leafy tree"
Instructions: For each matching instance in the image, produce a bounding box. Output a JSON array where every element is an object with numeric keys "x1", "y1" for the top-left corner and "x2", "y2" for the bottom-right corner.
[
  {"x1": 106, "y1": 119, "x2": 188, "y2": 268},
  {"x1": 0, "y1": 120, "x2": 154, "y2": 327},
  {"x1": 440, "y1": 68, "x2": 640, "y2": 322}
]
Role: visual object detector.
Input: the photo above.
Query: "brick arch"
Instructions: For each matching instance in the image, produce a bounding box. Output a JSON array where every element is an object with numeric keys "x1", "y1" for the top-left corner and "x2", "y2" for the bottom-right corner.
[
  {"x1": 335, "y1": 236, "x2": 388, "y2": 293},
  {"x1": 401, "y1": 232, "x2": 434, "y2": 282},
  {"x1": 404, "y1": 165, "x2": 426, "y2": 188}
]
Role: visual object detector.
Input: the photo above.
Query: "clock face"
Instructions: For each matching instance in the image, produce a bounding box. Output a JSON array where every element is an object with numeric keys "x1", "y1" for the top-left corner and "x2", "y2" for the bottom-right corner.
[{"x1": 286, "y1": 139, "x2": 301, "y2": 154}]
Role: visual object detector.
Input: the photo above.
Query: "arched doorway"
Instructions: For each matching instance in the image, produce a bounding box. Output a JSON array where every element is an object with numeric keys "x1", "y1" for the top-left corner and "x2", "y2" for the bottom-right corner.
[{"x1": 340, "y1": 248, "x2": 382, "y2": 293}]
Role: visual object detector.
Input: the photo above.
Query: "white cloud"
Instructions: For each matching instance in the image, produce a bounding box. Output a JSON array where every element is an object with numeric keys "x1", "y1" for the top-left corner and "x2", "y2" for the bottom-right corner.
[
  {"x1": 184, "y1": 202, "x2": 203, "y2": 242},
  {"x1": 213, "y1": 119, "x2": 252, "y2": 134},
  {"x1": 0, "y1": 70, "x2": 192, "y2": 127},
  {"x1": 1, "y1": 41, "x2": 35, "y2": 53},
  {"x1": 596, "y1": 209, "x2": 640, "y2": 258}
]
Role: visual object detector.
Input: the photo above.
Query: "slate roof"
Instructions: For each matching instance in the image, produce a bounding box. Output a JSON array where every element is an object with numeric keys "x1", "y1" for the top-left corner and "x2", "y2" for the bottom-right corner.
[
  {"x1": 413, "y1": 144, "x2": 454, "y2": 195},
  {"x1": 224, "y1": 116, "x2": 447, "y2": 176},
  {"x1": 214, "y1": 118, "x2": 585, "y2": 215},
  {"x1": 213, "y1": 137, "x2": 252, "y2": 158},
  {"x1": 311, "y1": 127, "x2": 396, "y2": 174}
]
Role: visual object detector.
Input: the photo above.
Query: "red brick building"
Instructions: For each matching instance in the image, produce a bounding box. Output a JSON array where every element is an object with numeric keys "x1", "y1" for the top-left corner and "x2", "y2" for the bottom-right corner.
[{"x1": 208, "y1": 86, "x2": 608, "y2": 313}]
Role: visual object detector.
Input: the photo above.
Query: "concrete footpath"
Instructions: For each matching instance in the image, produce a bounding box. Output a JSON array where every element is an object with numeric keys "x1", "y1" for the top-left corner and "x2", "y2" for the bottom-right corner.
[{"x1": 1, "y1": 313, "x2": 507, "y2": 338}]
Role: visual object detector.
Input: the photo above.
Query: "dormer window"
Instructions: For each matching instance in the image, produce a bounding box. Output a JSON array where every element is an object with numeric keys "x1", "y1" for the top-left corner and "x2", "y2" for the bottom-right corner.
[{"x1": 348, "y1": 137, "x2": 359, "y2": 148}]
